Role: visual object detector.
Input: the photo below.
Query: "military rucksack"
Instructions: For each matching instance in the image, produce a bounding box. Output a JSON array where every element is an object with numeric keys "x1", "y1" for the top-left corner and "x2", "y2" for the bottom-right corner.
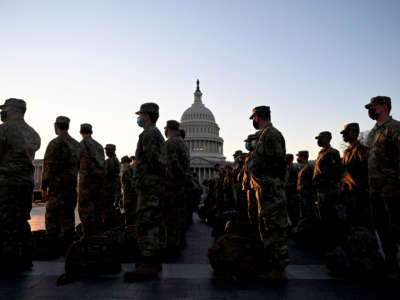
[{"x1": 58, "y1": 233, "x2": 121, "y2": 285}]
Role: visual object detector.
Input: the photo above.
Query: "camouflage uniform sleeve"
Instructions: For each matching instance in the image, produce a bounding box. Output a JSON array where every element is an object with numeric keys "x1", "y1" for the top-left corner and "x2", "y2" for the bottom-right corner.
[
  {"x1": 166, "y1": 140, "x2": 184, "y2": 179},
  {"x1": 0, "y1": 125, "x2": 6, "y2": 158},
  {"x1": 41, "y1": 139, "x2": 61, "y2": 189},
  {"x1": 142, "y1": 130, "x2": 165, "y2": 173},
  {"x1": 331, "y1": 149, "x2": 343, "y2": 183}
]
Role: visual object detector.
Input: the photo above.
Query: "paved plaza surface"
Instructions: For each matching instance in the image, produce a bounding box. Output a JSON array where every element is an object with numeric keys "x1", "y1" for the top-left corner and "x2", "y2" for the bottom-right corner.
[{"x1": 0, "y1": 205, "x2": 399, "y2": 299}]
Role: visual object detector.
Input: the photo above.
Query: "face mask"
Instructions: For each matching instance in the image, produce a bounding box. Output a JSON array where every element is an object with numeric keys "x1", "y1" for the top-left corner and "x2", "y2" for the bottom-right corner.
[
  {"x1": 297, "y1": 158, "x2": 301, "y2": 164},
  {"x1": 106, "y1": 151, "x2": 113, "y2": 158},
  {"x1": 137, "y1": 116, "x2": 144, "y2": 127},
  {"x1": 342, "y1": 132, "x2": 350, "y2": 143},
  {"x1": 252, "y1": 119, "x2": 259, "y2": 130},
  {"x1": 251, "y1": 140, "x2": 257, "y2": 149},
  {"x1": 1, "y1": 111, "x2": 7, "y2": 122},
  {"x1": 245, "y1": 142, "x2": 251, "y2": 151},
  {"x1": 317, "y1": 140, "x2": 324, "y2": 147},
  {"x1": 164, "y1": 129, "x2": 168, "y2": 138},
  {"x1": 368, "y1": 108, "x2": 379, "y2": 120}
]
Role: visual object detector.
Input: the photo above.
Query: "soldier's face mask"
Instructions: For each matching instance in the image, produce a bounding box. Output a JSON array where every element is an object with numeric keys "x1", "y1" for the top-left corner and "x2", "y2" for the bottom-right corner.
[
  {"x1": 368, "y1": 107, "x2": 379, "y2": 120},
  {"x1": 106, "y1": 151, "x2": 113, "y2": 158},
  {"x1": 0, "y1": 110, "x2": 7, "y2": 122},
  {"x1": 252, "y1": 119, "x2": 259, "y2": 130},
  {"x1": 137, "y1": 116, "x2": 144, "y2": 127},
  {"x1": 297, "y1": 158, "x2": 302, "y2": 164},
  {"x1": 164, "y1": 128, "x2": 169, "y2": 138},
  {"x1": 245, "y1": 142, "x2": 251, "y2": 151},
  {"x1": 251, "y1": 140, "x2": 257, "y2": 149},
  {"x1": 342, "y1": 132, "x2": 350, "y2": 143},
  {"x1": 317, "y1": 139, "x2": 324, "y2": 147}
]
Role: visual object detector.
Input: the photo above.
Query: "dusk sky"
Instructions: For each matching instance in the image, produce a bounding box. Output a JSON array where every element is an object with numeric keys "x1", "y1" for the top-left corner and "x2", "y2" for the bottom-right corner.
[{"x1": 1, "y1": 0, "x2": 399, "y2": 160}]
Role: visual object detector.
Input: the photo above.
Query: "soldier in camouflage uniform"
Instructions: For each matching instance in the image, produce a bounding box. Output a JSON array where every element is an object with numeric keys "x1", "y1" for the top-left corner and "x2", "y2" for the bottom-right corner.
[
  {"x1": 0, "y1": 98, "x2": 41, "y2": 276},
  {"x1": 164, "y1": 120, "x2": 190, "y2": 254},
  {"x1": 340, "y1": 123, "x2": 371, "y2": 229},
  {"x1": 285, "y1": 154, "x2": 300, "y2": 227},
  {"x1": 121, "y1": 155, "x2": 137, "y2": 225},
  {"x1": 214, "y1": 164, "x2": 225, "y2": 213},
  {"x1": 247, "y1": 106, "x2": 289, "y2": 281},
  {"x1": 42, "y1": 116, "x2": 80, "y2": 253},
  {"x1": 295, "y1": 151, "x2": 315, "y2": 221},
  {"x1": 313, "y1": 131, "x2": 343, "y2": 249},
  {"x1": 103, "y1": 144, "x2": 121, "y2": 229},
  {"x1": 78, "y1": 123, "x2": 105, "y2": 236},
  {"x1": 232, "y1": 151, "x2": 247, "y2": 216},
  {"x1": 125, "y1": 103, "x2": 166, "y2": 281},
  {"x1": 241, "y1": 134, "x2": 258, "y2": 227},
  {"x1": 365, "y1": 96, "x2": 400, "y2": 270}
]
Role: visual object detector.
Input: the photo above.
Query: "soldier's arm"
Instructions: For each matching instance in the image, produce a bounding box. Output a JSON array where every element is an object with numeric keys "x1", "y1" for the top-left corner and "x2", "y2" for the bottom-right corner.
[
  {"x1": 142, "y1": 131, "x2": 165, "y2": 171},
  {"x1": 166, "y1": 141, "x2": 184, "y2": 179},
  {"x1": 41, "y1": 140, "x2": 60, "y2": 190}
]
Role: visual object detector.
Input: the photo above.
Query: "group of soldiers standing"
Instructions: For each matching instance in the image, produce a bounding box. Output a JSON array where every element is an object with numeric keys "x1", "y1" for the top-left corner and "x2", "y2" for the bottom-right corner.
[
  {"x1": 204, "y1": 96, "x2": 400, "y2": 282},
  {"x1": 0, "y1": 99, "x2": 201, "y2": 280},
  {"x1": 0, "y1": 95, "x2": 399, "y2": 283}
]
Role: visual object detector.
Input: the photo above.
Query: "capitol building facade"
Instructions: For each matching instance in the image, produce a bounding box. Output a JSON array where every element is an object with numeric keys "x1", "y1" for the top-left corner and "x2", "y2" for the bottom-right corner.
[{"x1": 180, "y1": 80, "x2": 226, "y2": 183}]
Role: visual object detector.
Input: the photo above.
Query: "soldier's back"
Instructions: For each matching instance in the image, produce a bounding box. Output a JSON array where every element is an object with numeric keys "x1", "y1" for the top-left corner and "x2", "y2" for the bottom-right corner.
[{"x1": 0, "y1": 119, "x2": 41, "y2": 186}]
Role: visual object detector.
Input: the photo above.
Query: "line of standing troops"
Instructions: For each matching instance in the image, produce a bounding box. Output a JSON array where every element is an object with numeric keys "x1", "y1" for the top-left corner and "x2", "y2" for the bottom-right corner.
[
  {"x1": 204, "y1": 96, "x2": 400, "y2": 281},
  {"x1": 0, "y1": 99, "x2": 201, "y2": 280}
]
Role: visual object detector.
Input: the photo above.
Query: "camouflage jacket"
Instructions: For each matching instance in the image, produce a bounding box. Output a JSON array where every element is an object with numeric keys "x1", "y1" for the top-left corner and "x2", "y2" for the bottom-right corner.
[
  {"x1": 247, "y1": 123, "x2": 286, "y2": 182},
  {"x1": 79, "y1": 135, "x2": 105, "y2": 184},
  {"x1": 104, "y1": 155, "x2": 121, "y2": 191},
  {"x1": 166, "y1": 135, "x2": 190, "y2": 183},
  {"x1": 0, "y1": 118, "x2": 41, "y2": 186},
  {"x1": 285, "y1": 164, "x2": 299, "y2": 194},
  {"x1": 134, "y1": 124, "x2": 166, "y2": 187},
  {"x1": 122, "y1": 164, "x2": 136, "y2": 194},
  {"x1": 312, "y1": 145, "x2": 342, "y2": 191},
  {"x1": 41, "y1": 132, "x2": 80, "y2": 190},
  {"x1": 367, "y1": 116, "x2": 400, "y2": 189},
  {"x1": 342, "y1": 141, "x2": 368, "y2": 192},
  {"x1": 297, "y1": 163, "x2": 314, "y2": 196}
]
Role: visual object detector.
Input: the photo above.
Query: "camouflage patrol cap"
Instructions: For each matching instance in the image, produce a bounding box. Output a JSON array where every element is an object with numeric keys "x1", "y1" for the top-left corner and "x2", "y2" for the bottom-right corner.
[
  {"x1": 0, "y1": 98, "x2": 26, "y2": 111},
  {"x1": 121, "y1": 155, "x2": 130, "y2": 163},
  {"x1": 244, "y1": 134, "x2": 257, "y2": 142},
  {"x1": 136, "y1": 102, "x2": 159, "y2": 115},
  {"x1": 166, "y1": 120, "x2": 180, "y2": 130},
  {"x1": 340, "y1": 123, "x2": 360, "y2": 134},
  {"x1": 296, "y1": 151, "x2": 309, "y2": 158},
  {"x1": 315, "y1": 131, "x2": 332, "y2": 140},
  {"x1": 80, "y1": 123, "x2": 92, "y2": 132},
  {"x1": 365, "y1": 96, "x2": 391, "y2": 109},
  {"x1": 249, "y1": 106, "x2": 270, "y2": 119},
  {"x1": 55, "y1": 116, "x2": 70, "y2": 125},
  {"x1": 233, "y1": 150, "x2": 243, "y2": 157},
  {"x1": 105, "y1": 144, "x2": 116, "y2": 151}
]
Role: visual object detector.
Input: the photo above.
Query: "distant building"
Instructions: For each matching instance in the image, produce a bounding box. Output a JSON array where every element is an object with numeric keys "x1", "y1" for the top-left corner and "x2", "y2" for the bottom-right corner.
[{"x1": 180, "y1": 80, "x2": 226, "y2": 183}]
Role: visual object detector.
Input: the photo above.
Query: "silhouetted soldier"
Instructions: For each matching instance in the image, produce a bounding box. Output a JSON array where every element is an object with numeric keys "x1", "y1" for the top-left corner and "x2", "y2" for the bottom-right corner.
[
  {"x1": 247, "y1": 106, "x2": 289, "y2": 282},
  {"x1": 340, "y1": 123, "x2": 371, "y2": 229},
  {"x1": 365, "y1": 96, "x2": 400, "y2": 271},
  {"x1": 78, "y1": 123, "x2": 105, "y2": 236},
  {"x1": 103, "y1": 144, "x2": 121, "y2": 229},
  {"x1": 125, "y1": 103, "x2": 166, "y2": 281},
  {"x1": 42, "y1": 116, "x2": 80, "y2": 253},
  {"x1": 313, "y1": 131, "x2": 343, "y2": 250},
  {"x1": 0, "y1": 98, "x2": 41, "y2": 277}
]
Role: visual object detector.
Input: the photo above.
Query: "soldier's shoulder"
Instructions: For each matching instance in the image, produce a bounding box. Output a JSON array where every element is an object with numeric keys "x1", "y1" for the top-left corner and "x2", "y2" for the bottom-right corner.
[
  {"x1": 328, "y1": 146, "x2": 340, "y2": 156},
  {"x1": 387, "y1": 117, "x2": 400, "y2": 131}
]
